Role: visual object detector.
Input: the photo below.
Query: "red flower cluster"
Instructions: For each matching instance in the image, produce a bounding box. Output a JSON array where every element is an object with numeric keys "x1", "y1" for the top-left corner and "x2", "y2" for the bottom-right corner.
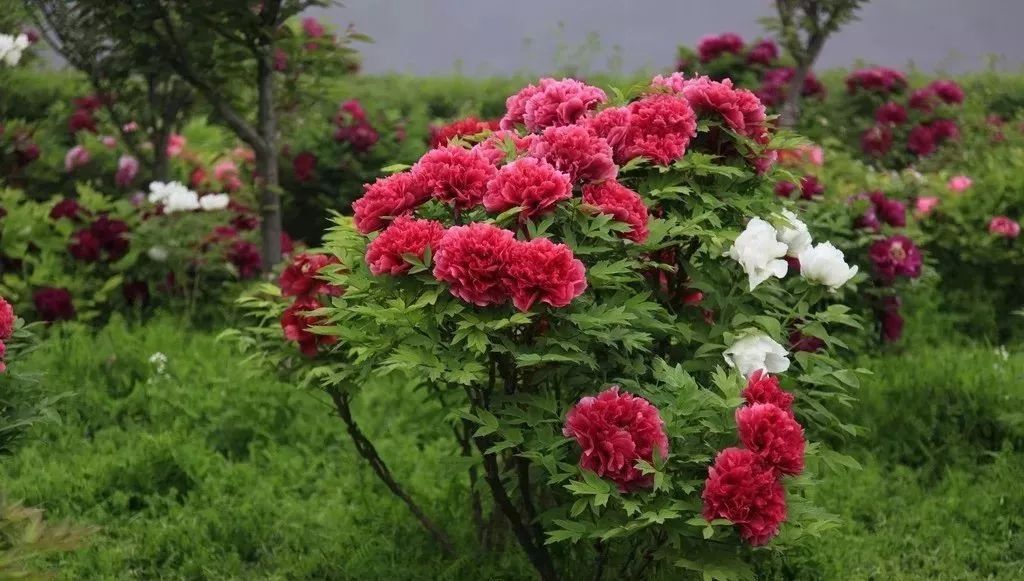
[
  {"x1": 581, "y1": 180, "x2": 650, "y2": 243},
  {"x1": 854, "y1": 191, "x2": 906, "y2": 231},
  {"x1": 333, "y1": 99, "x2": 378, "y2": 153},
  {"x1": 703, "y1": 372, "x2": 804, "y2": 545},
  {"x1": 226, "y1": 241, "x2": 261, "y2": 279},
  {"x1": 50, "y1": 198, "x2": 85, "y2": 222},
  {"x1": 529, "y1": 125, "x2": 618, "y2": 183},
  {"x1": 280, "y1": 253, "x2": 344, "y2": 296},
  {"x1": 678, "y1": 77, "x2": 767, "y2": 140},
  {"x1": 482, "y1": 157, "x2": 572, "y2": 219},
  {"x1": 365, "y1": 216, "x2": 445, "y2": 276},
  {"x1": 352, "y1": 172, "x2": 429, "y2": 234},
  {"x1": 281, "y1": 296, "x2": 338, "y2": 357},
  {"x1": 413, "y1": 146, "x2": 498, "y2": 209},
  {"x1": 0, "y1": 296, "x2": 14, "y2": 372},
  {"x1": 845, "y1": 67, "x2": 907, "y2": 95},
  {"x1": 697, "y1": 33, "x2": 745, "y2": 63},
  {"x1": 68, "y1": 215, "x2": 130, "y2": 263},
  {"x1": 869, "y1": 235, "x2": 923, "y2": 283},
  {"x1": 278, "y1": 252, "x2": 345, "y2": 356},
  {"x1": 775, "y1": 175, "x2": 824, "y2": 201},
  {"x1": 429, "y1": 117, "x2": 500, "y2": 148},
  {"x1": 501, "y1": 78, "x2": 607, "y2": 132},
  {"x1": 857, "y1": 72, "x2": 962, "y2": 160},
  {"x1": 562, "y1": 386, "x2": 669, "y2": 491}
]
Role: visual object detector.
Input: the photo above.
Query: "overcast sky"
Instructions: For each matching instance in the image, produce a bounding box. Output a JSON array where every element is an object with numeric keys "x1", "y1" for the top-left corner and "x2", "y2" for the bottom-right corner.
[{"x1": 308, "y1": 0, "x2": 1024, "y2": 76}]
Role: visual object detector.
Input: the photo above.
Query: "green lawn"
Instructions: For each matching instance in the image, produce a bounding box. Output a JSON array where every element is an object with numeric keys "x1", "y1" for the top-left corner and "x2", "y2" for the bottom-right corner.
[{"x1": 3, "y1": 316, "x2": 1023, "y2": 579}]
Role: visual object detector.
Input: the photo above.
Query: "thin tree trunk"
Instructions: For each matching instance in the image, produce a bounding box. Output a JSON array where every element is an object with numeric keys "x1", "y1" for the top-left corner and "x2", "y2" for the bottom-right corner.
[
  {"x1": 153, "y1": 129, "x2": 170, "y2": 182},
  {"x1": 256, "y1": 53, "x2": 282, "y2": 270}
]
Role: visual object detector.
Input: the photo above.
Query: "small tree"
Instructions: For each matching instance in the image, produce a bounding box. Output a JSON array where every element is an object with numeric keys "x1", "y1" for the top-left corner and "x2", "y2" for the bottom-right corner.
[{"x1": 766, "y1": 0, "x2": 868, "y2": 125}]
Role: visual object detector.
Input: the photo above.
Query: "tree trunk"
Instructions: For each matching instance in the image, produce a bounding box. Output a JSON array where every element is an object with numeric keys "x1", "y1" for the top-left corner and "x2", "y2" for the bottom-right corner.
[
  {"x1": 779, "y1": 64, "x2": 809, "y2": 128},
  {"x1": 256, "y1": 53, "x2": 282, "y2": 271},
  {"x1": 153, "y1": 130, "x2": 170, "y2": 182}
]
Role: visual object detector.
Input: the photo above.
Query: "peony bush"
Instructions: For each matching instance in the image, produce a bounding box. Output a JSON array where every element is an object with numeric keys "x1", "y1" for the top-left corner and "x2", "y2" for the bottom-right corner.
[{"x1": 232, "y1": 73, "x2": 866, "y2": 579}]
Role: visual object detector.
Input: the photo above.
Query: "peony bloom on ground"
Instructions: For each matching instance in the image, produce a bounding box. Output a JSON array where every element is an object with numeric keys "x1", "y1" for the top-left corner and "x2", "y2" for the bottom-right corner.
[
  {"x1": 365, "y1": 216, "x2": 446, "y2": 276},
  {"x1": 482, "y1": 157, "x2": 572, "y2": 219},
  {"x1": 736, "y1": 403, "x2": 806, "y2": 476},
  {"x1": 988, "y1": 216, "x2": 1021, "y2": 238},
  {"x1": 947, "y1": 175, "x2": 972, "y2": 192},
  {"x1": 352, "y1": 172, "x2": 428, "y2": 234},
  {"x1": 861, "y1": 125, "x2": 893, "y2": 157},
  {"x1": 33, "y1": 287, "x2": 75, "y2": 323},
  {"x1": 581, "y1": 180, "x2": 650, "y2": 243},
  {"x1": 226, "y1": 240, "x2": 262, "y2": 279},
  {"x1": 914, "y1": 196, "x2": 940, "y2": 218},
  {"x1": 413, "y1": 146, "x2": 497, "y2": 209},
  {"x1": 743, "y1": 370, "x2": 795, "y2": 414},
  {"x1": 727, "y1": 217, "x2": 789, "y2": 290},
  {"x1": 799, "y1": 242, "x2": 858, "y2": 290},
  {"x1": 528, "y1": 125, "x2": 617, "y2": 183},
  {"x1": 281, "y1": 296, "x2": 338, "y2": 357},
  {"x1": 0, "y1": 297, "x2": 14, "y2": 340},
  {"x1": 775, "y1": 210, "x2": 812, "y2": 258},
  {"x1": 115, "y1": 155, "x2": 139, "y2": 188},
  {"x1": 280, "y1": 253, "x2": 343, "y2": 296},
  {"x1": 429, "y1": 117, "x2": 500, "y2": 148},
  {"x1": 702, "y1": 447, "x2": 787, "y2": 546},
  {"x1": 504, "y1": 237, "x2": 587, "y2": 312},
  {"x1": 869, "y1": 235, "x2": 923, "y2": 283},
  {"x1": 697, "y1": 33, "x2": 744, "y2": 62},
  {"x1": 622, "y1": 93, "x2": 697, "y2": 166},
  {"x1": 724, "y1": 333, "x2": 790, "y2": 377},
  {"x1": 563, "y1": 386, "x2": 669, "y2": 491},
  {"x1": 433, "y1": 223, "x2": 516, "y2": 306}
]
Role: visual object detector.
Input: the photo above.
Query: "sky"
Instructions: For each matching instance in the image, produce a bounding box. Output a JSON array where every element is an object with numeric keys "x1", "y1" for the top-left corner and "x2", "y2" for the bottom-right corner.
[{"x1": 308, "y1": 0, "x2": 1024, "y2": 76}]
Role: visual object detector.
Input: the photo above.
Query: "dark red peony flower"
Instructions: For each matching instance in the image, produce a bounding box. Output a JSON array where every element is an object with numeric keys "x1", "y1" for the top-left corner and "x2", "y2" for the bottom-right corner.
[
  {"x1": 528, "y1": 124, "x2": 617, "y2": 183},
  {"x1": 335, "y1": 122, "x2": 379, "y2": 153},
  {"x1": 0, "y1": 297, "x2": 15, "y2": 340},
  {"x1": 293, "y1": 151, "x2": 318, "y2": 183},
  {"x1": 799, "y1": 176, "x2": 824, "y2": 200},
  {"x1": 845, "y1": 67, "x2": 907, "y2": 95},
  {"x1": 774, "y1": 181, "x2": 798, "y2": 199},
  {"x1": 50, "y1": 198, "x2": 84, "y2": 222},
  {"x1": 742, "y1": 370, "x2": 795, "y2": 414},
  {"x1": 879, "y1": 296, "x2": 904, "y2": 343},
  {"x1": 861, "y1": 125, "x2": 893, "y2": 157},
  {"x1": 365, "y1": 216, "x2": 445, "y2": 276},
  {"x1": 853, "y1": 193, "x2": 881, "y2": 231},
  {"x1": 679, "y1": 77, "x2": 767, "y2": 140},
  {"x1": 352, "y1": 172, "x2": 429, "y2": 234},
  {"x1": 429, "y1": 117, "x2": 500, "y2": 148},
  {"x1": 279, "y1": 253, "x2": 343, "y2": 296},
  {"x1": 412, "y1": 146, "x2": 497, "y2": 209},
  {"x1": 68, "y1": 109, "x2": 97, "y2": 134},
  {"x1": 908, "y1": 87, "x2": 937, "y2": 112},
  {"x1": 869, "y1": 192, "x2": 907, "y2": 227},
  {"x1": 582, "y1": 180, "x2": 650, "y2": 243},
  {"x1": 927, "y1": 118, "x2": 959, "y2": 143},
  {"x1": 702, "y1": 447, "x2": 787, "y2": 546},
  {"x1": 122, "y1": 279, "x2": 150, "y2": 306},
  {"x1": 482, "y1": 157, "x2": 572, "y2": 219},
  {"x1": 736, "y1": 403, "x2": 805, "y2": 476},
  {"x1": 788, "y1": 328, "x2": 825, "y2": 354},
  {"x1": 504, "y1": 237, "x2": 587, "y2": 312},
  {"x1": 875, "y1": 102, "x2": 907, "y2": 125},
  {"x1": 471, "y1": 130, "x2": 537, "y2": 166},
  {"x1": 518, "y1": 78, "x2": 607, "y2": 132},
  {"x1": 33, "y1": 287, "x2": 75, "y2": 323},
  {"x1": 928, "y1": 79, "x2": 964, "y2": 105},
  {"x1": 90, "y1": 215, "x2": 130, "y2": 261},
  {"x1": 281, "y1": 296, "x2": 338, "y2": 357},
  {"x1": 746, "y1": 39, "x2": 778, "y2": 66},
  {"x1": 907, "y1": 124, "x2": 937, "y2": 156},
  {"x1": 869, "y1": 235, "x2": 923, "y2": 283},
  {"x1": 697, "y1": 33, "x2": 745, "y2": 62},
  {"x1": 14, "y1": 141, "x2": 41, "y2": 167},
  {"x1": 563, "y1": 386, "x2": 669, "y2": 491},
  {"x1": 226, "y1": 240, "x2": 262, "y2": 279},
  {"x1": 69, "y1": 229, "x2": 101, "y2": 262},
  {"x1": 622, "y1": 94, "x2": 697, "y2": 165},
  {"x1": 432, "y1": 223, "x2": 516, "y2": 306}
]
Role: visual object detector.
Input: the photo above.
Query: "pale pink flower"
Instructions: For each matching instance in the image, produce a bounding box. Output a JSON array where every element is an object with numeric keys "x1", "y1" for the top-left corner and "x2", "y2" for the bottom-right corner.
[
  {"x1": 947, "y1": 175, "x2": 972, "y2": 192},
  {"x1": 64, "y1": 145, "x2": 91, "y2": 172},
  {"x1": 914, "y1": 196, "x2": 940, "y2": 218},
  {"x1": 166, "y1": 134, "x2": 186, "y2": 157}
]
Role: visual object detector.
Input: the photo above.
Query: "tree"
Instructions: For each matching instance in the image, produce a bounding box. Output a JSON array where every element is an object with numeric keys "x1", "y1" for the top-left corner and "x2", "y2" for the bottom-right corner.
[{"x1": 766, "y1": 0, "x2": 868, "y2": 126}]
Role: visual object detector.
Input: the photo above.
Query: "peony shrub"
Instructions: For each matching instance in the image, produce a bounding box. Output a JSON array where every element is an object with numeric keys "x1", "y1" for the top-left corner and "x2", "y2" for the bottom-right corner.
[{"x1": 232, "y1": 74, "x2": 865, "y2": 579}]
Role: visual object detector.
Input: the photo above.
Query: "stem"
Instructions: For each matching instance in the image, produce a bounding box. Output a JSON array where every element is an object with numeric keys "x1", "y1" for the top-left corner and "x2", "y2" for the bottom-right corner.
[{"x1": 326, "y1": 388, "x2": 456, "y2": 557}]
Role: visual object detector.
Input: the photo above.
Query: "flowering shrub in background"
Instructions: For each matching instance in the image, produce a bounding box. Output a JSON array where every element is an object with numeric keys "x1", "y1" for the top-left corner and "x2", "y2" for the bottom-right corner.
[{"x1": 232, "y1": 73, "x2": 865, "y2": 580}]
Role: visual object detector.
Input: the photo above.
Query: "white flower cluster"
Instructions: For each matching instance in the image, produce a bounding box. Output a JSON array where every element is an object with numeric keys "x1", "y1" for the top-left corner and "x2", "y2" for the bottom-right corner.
[
  {"x1": 147, "y1": 181, "x2": 230, "y2": 214},
  {"x1": 0, "y1": 33, "x2": 29, "y2": 66},
  {"x1": 148, "y1": 352, "x2": 168, "y2": 375},
  {"x1": 723, "y1": 208, "x2": 859, "y2": 377}
]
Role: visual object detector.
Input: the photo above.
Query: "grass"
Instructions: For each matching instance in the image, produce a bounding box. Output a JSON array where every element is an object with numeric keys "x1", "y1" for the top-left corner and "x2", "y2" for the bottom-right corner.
[{"x1": 2, "y1": 314, "x2": 1023, "y2": 579}]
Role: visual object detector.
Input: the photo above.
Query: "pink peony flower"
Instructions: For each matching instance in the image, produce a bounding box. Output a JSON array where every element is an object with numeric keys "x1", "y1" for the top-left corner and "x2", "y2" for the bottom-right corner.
[
  {"x1": 678, "y1": 77, "x2": 767, "y2": 140},
  {"x1": 281, "y1": 296, "x2": 338, "y2": 357},
  {"x1": 352, "y1": 172, "x2": 428, "y2": 234},
  {"x1": 504, "y1": 237, "x2": 587, "y2": 312},
  {"x1": 563, "y1": 386, "x2": 669, "y2": 491},
  {"x1": 914, "y1": 196, "x2": 940, "y2": 218},
  {"x1": 742, "y1": 370, "x2": 795, "y2": 414},
  {"x1": 115, "y1": 155, "x2": 139, "y2": 188},
  {"x1": 482, "y1": 157, "x2": 571, "y2": 219},
  {"x1": 429, "y1": 117, "x2": 500, "y2": 148},
  {"x1": 432, "y1": 223, "x2": 516, "y2": 306},
  {"x1": 302, "y1": 17, "x2": 325, "y2": 38},
  {"x1": 736, "y1": 403, "x2": 806, "y2": 476},
  {"x1": 365, "y1": 216, "x2": 445, "y2": 276},
  {"x1": 122, "y1": 121, "x2": 139, "y2": 133},
  {"x1": 869, "y1": 235, "x2": 923, "y2": 283},
  {"x1": 499, "y1": 82, "x2": 544, "y2": 130},
  {"x1": 0, "y1": 297, "x2": 14, "y2": 340},
  {"x1": 702, "y1": 447, "x2": 787, "y2": 546},
  {"x1": 697, "y1": 33, "x2": 745, "y2": 62},
  {"x1": 166, "y1": 134, "x2": 186, "y2": 157},
  {"x1": 214, "y1": 161, "x2": 241, "y2": 192},
  {"x1": 412, "y1": 146, "x2": 497, "y2": 209},
  {"x1": 520, "y1": 78, "x2": 607, "y2": 132},
  {"x1": 988, "y1": 216, "x2": 1021, "y2": 238},
  {"x1": 279, "y1": 253, "x2": 343, "y2": 297},
  {"x1": 582, "y1": 180, "x2": 650, "y2": 243},
  {"x1": 64, "y1": 145, "x2": 91, "y2": 172},
  {"x1": 528, "y1": 125, "x2": 617, "y2": 183},
  {"x1": 622, "y1": 93, "x2": 697, "y2": 165},
  {"x1": 585, "y1": 106, "x2": 633, "y2": 163},
  {"x1": 875, "y1": 102, "x2": 907, "y2": 125},
  {"x1": 947, "y1": 175, "x2": 972, "y2": 192},
  {"x1": 471, "y1": 130, "x2": 537, "y2": 166}
]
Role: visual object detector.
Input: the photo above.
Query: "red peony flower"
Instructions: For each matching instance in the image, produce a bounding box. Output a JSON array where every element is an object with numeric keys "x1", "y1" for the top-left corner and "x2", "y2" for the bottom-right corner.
[
  {"x1": 679, "y1": 77, "x2": 767, "y2": 140},
  {"x1": 89, "y1": 215, "x2": 130, "y2": 261},
  {"x1": 365, "y1": 216, "x2": 445, "y2": 276},
  {"x1": 293, "y1": 151, "x2": 318, "y2": 183},
  {"x1": 868, "y1": 192, "x2": 907, "y2": 227},
  {"x1": 68, "y1": 109, "x2": 97, "y2": 134},
  {"x1": 33, "y1": 287, "x2": 75, "y2": 323},
  {"x1": 471, "y1": 130, "x2": 537, "y2": 166},
  {"x1": 702, "y1": 447, "x2": 787, "y2": 546},
  {"x1": 697, "y1": 33, "x2": 745, "y2": 62},
  {"x1": 279, "y1": 253, "x2": 343, "y2": 296},
  {"x1": 928, "y1": 79, "x2": 964, "y2": 105},
  {"x1": 908, "y1": 88, "x2": 937, "y2": 112},
  {"x1": 907, "y1": 124, "x2": 937, "y2": 156},
  {"x1": 875, "y1": 102, "x2": 907, "y2": 125},
  {"x1": 528, "y1": 124, "x2": 617, "y2": 184},
  {"x1": 50, "y1": 198, "x2": 84, "y2": 222},
  {"x1": 747, "y1": 39, "x2": 778, "y2": 66},
  {"x1": 500, "y1": 82, "x2": 545, "y2": 130},
  {"x1": 432, "y1": 223, "x2": 516, "y2": 306},
  {"x1": 273, "y1": 48, "x2": 288, "y2": 72},
  {"x1": 845, "y1": 67, "x2": 907, "y2": 95},
  {"x1": 429, "y1": 117, "x2": 500, "y2": 148},
  {"x1": 504, "y1": 237, "x2": 587, "y2": 312},
  {"x1": 582, "y1": 180, "x2": 650, "y2": 243},
  {"x1": 989, "y1": 216, "x2": 1021, "y2": 238},
  {"x1": 585, "y1": 106, "x2": 633, "y2": 163},
  {"x1": 226, "y1": 240, "x2": 262, "y2": 279},
  {"x1": 518, "y1": 78, "x2": 607, "y2": 132},
  {"x1": 879, "y1": 296, "x2": 904, "y2": 343},
  {"x1": 742, "y1": 370, "x2": 795, "y2": 414},
  {"x1": 736, "y1": 403, "x2": 806, "y2": 476},
  {"x1": 482, "y1": 157, "x2": 572, "y2": 219},
  {"x1": 861, "y1": 125, "x2": 893, "y2": 157},
  {"x1": 563, "y1": 386, "x2": 669, "y2": 491},
  {"x1": 69, "y1": 229, "x2": 101, "y2": 262},
  {"x1": 869, "y1": 235, "x2": 923, "y2": 283},
  {"x1": 122, "y1": 280, "x2": 150, "y2": 306},
  {"x1": 412, "y1": 146, "x2": 497, "y2": 209},
  {"x1": 0, "y1": 297, "x2": 15, "y2": 340},
  {"x1": 352, "y1": 172, "x2": 429, "y2": 234},
  {"x1": 623, "y1": 93, "x2": 697, "y2": 165},
  {"x1": 927, "y1": 118, "x2": 959, "y2": 143},
  {"x1": 281, "y1": 296, "x2": 338, "y2": 357}
]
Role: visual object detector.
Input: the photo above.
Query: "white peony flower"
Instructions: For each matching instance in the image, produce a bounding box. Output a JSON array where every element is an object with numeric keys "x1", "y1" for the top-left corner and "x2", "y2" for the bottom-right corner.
[
  {"x1": 799, "y1": 241, "x2": 858, "y2": 290},
  {"x1": 0, "y1": 33, "x2": 29, "y2": 66},
  {"x1": 148, "y1": 181, "x2": 199, "y2": 214},
  {"x1": 147, "y1": 246, "x2": 169, "y2": 262},
  {"x1": 723, "y1": 333, "x2": 790, "y2": 377},
  {"x1": 726, "y1": 217, "x2": 789, "y2": 290},
  {"x1": 776, "y1": 209, "x2": 812, "y2": 258},
  {"x1": 199, "y1": 193, "x2": 230, "y2": 211}
]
